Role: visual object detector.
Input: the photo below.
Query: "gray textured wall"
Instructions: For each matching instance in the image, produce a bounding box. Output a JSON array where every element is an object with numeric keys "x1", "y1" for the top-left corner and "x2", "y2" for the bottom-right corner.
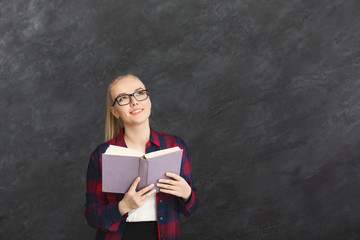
[{"x1": 1, "y1": 0, "x2": 360, "y2": 239}]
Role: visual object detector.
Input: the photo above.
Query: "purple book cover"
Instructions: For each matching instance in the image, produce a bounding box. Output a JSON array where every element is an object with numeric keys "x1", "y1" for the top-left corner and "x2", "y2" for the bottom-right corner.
[
  {"x1": 102, "y1": 155, "x2": 140, "y2": 193},
  {"x1": 144, "y1": 150, "x2": 183, "y2": 192},
  {"x1": 102, "y1": 148, "x2": 183, "y2": 193}
]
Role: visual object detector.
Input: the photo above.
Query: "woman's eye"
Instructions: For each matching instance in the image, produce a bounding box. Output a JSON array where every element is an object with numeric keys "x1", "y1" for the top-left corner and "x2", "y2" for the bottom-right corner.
[
  {"x1": 118, "y1": 96, "x2": 128, "y2": 102},
  {"x1": 136, "y1": 90, "x2": 145, "y2": 96}
]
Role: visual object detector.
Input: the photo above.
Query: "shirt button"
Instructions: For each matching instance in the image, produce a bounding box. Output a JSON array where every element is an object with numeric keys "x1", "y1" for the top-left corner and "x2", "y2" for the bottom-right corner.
[
  {"x1": 160, "y1": 217, "x2": 163, "y2": 220},
  {"x1": 159, "y1": 200, "x2": 162, "y2": 203}
]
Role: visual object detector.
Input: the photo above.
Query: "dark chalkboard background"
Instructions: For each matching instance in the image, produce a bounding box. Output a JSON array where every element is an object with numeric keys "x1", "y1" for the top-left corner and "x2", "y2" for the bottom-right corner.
[{"x1": 1, "y1": 0, "x2": 360, "y2": 239}]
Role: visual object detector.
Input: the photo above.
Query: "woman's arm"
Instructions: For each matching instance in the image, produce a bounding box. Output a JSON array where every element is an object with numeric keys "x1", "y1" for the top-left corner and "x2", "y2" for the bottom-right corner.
[
  {"x1": 177, "y1": 140, "x2": 199, "y2": 217},
  {"x1": 84, "y1": 145, "x2": 126, "y2": 232}
]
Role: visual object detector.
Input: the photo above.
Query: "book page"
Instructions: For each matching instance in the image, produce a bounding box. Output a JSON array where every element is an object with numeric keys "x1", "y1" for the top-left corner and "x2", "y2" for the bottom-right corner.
[
  {"x1": 104, "y1": 145, "x2": 142, "y2": 157},
  {"x1": 144, "y1": 146, "x2": 181, "y2": 159}
]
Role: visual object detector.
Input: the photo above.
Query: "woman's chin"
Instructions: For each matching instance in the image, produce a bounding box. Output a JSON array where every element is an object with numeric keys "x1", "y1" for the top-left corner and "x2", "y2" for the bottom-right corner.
[{"x1": 126, "y1": 117, "x2": 150, "y2": 127}]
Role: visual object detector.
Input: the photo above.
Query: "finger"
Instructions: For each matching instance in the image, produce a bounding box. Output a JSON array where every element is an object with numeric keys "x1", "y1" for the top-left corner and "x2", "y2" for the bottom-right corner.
[
  {"x1": 142, "y1": 189, "x2": 156, "y2": 199},
  {"x1": 158, "y1": 178, "x2": 175, "y2": 184},
  {"x1": 159, "y1": 188, "x2": 178, "y2": 196},
  {"x1": 165, "y1": 172, "x2": 182, "y2": 180},
  {"x1": 138, "y1": 183, "x2": 154, "y2": 195},
  {"x1": 157, "y1": 183, "x2": 174, "y2": 190},
  {"x1": 129, "y1": 177, "x2": 141, "y2": 192}
]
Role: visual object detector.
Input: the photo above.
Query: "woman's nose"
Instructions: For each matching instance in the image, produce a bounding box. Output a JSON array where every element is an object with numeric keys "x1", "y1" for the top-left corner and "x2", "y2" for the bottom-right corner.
[{"x1": 129, "y1": 95, "x2": 139, "y2": 105}]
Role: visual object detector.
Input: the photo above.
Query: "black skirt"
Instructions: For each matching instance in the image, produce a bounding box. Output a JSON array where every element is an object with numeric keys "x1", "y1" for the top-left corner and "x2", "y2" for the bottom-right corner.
[{"x1": 122, "y1": 221, "x2": 158, "y2": 240}]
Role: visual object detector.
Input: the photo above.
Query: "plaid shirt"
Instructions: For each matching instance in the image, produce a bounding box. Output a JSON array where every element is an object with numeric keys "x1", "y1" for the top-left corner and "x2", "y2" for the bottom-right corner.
[{"x1": 85, "y1": 128, "x2": 199, "y2": 240}]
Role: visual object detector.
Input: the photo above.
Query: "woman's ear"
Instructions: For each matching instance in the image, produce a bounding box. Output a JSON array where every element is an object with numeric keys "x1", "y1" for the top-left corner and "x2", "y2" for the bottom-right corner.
[{"x1": 111, "y1": 107, "x2": 120, "y2": 119}]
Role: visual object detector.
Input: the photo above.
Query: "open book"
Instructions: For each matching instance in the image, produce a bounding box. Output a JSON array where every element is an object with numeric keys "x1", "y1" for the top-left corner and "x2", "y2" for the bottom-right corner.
[{"x1": 102, "y1": 145, "x2": 183, "y2": 193}]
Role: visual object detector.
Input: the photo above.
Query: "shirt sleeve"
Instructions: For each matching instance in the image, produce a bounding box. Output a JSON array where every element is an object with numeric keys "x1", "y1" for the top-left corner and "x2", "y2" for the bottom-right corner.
[
  {"x1": 177, "y1": 138, "x2": 199, "y2": 217},
  {"x1": 84, "y1": 145, "x2": 127, "y2": 232}
]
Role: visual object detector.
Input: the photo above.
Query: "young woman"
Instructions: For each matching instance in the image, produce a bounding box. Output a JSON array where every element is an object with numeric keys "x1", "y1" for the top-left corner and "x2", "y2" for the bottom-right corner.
[{"x1": 85, "y1": 74, "x2": 199, "y2": 240}]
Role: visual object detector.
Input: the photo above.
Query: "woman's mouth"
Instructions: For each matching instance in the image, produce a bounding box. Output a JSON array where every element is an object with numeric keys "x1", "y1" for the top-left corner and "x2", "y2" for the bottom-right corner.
[{"x1": 130, "y1": 109, "x2": 144, "y2": 115}]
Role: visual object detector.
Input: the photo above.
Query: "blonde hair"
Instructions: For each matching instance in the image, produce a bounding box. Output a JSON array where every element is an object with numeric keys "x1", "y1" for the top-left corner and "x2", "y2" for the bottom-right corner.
[{"x1": 105, "y1": 74, "x2": 143, "y2": 141}]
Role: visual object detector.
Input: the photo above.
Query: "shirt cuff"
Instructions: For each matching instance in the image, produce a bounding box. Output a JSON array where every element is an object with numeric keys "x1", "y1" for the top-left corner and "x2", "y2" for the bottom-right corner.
[
  {"x1": 111, "y1": 202, "x2": 128, "y2": 222},
  {"x1": 181, "y1": 189, "x2": 194, "y2": 207}
]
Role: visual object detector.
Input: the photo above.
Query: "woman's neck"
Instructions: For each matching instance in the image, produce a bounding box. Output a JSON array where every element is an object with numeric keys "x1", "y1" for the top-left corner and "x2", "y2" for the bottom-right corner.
[{"x1": 123, "y1": 122, "x2": 150, "y2": 153}]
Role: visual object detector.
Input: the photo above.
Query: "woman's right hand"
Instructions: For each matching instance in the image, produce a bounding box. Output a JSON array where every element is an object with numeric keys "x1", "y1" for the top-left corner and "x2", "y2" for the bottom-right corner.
[{"x1": 118, "y1": 177, "x2": 156, "y2": 216}]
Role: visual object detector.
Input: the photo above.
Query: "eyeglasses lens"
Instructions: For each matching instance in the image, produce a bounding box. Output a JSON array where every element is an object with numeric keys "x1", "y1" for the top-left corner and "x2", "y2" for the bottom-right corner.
[{"x1": 117, "y1": 90, "x2": 148, "y2": 106}]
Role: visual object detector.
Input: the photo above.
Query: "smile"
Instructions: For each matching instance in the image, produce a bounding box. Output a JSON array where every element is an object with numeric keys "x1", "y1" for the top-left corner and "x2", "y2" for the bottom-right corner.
[{"x1": 130, "y1": 109, "x2": 144, "y2": 114}]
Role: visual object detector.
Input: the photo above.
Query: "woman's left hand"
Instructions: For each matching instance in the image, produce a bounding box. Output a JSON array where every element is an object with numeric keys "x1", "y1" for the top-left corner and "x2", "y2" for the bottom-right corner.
[{"x1": 157, "y1": 172, "x2": 192, "y2": 202}]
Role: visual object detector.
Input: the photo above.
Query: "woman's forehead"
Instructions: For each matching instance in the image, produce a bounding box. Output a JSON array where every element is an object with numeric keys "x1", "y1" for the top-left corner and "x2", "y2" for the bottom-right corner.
[{"x1": 112, "y1": 77, "x2": 145, "y2": 95}]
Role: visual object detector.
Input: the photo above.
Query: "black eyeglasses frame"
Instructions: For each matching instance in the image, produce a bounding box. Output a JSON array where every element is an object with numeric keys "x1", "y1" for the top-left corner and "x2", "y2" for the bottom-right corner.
[{"x1": 111, "y1": 89, "x2": 149, "y2": 106}]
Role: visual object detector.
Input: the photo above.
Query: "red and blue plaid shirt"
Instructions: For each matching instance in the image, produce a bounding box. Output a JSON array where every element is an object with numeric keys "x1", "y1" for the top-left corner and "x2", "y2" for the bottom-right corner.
[{"x1": 85, "y1": 128, "x2": 199, "y2": 240}]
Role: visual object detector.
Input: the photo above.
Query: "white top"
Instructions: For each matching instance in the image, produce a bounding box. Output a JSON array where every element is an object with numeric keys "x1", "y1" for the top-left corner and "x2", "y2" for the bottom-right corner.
[{"x1": 126, "y1": 194, "x2": 157, "y2": 222}]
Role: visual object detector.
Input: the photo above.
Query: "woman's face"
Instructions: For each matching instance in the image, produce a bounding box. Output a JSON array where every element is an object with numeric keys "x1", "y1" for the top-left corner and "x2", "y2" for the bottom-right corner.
[{"x1": 110, "y1": 76, "x2": 151, "y2": 127}]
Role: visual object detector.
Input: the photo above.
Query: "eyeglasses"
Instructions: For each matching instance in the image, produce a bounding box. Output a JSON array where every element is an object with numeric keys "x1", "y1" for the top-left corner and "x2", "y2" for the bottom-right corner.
[{"x1": 111, "y1": 89, "x2": 149, "y2": 106}]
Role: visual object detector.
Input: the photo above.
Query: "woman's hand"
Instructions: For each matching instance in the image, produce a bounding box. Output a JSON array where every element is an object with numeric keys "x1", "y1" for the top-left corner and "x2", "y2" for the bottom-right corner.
[
  {"x1": 157, "y1": 172, "x2": 192, "y2": 203},
  {"x1": 118, "y1": 177, "x2": 156, "y2": 216}
]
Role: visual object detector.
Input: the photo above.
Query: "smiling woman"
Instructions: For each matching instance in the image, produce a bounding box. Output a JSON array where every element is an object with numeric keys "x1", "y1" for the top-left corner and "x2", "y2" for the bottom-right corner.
[
  {"x1": 84, "y1": 74, "x2": 199, "y2": 240},
  {"x1": 104, "y1": 75, "x2": 151, "y2": 142},
  {"x1": 107, "y1": 75, "x2": 152, "y2": 144}
]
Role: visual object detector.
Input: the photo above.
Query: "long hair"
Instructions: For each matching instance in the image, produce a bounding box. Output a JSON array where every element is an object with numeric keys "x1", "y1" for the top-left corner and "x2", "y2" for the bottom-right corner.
[{"x1": 105, "y1": 74, "x2": 139, "y2": 141}]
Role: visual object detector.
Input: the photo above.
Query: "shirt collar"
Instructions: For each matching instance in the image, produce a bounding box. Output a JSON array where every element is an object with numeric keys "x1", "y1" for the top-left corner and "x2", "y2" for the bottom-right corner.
[
  {"x1": 149, "y1": 127, "x2": 160, "y2": 147},
  {"x1": 115, "y1": 127, "x2": 160, "y2": 147}
]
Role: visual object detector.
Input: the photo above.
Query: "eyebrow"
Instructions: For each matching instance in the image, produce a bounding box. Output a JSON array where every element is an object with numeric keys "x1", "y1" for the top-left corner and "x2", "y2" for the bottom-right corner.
[{"x1": 115, "y1": 87, "x2": 144, "y2": 98}]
